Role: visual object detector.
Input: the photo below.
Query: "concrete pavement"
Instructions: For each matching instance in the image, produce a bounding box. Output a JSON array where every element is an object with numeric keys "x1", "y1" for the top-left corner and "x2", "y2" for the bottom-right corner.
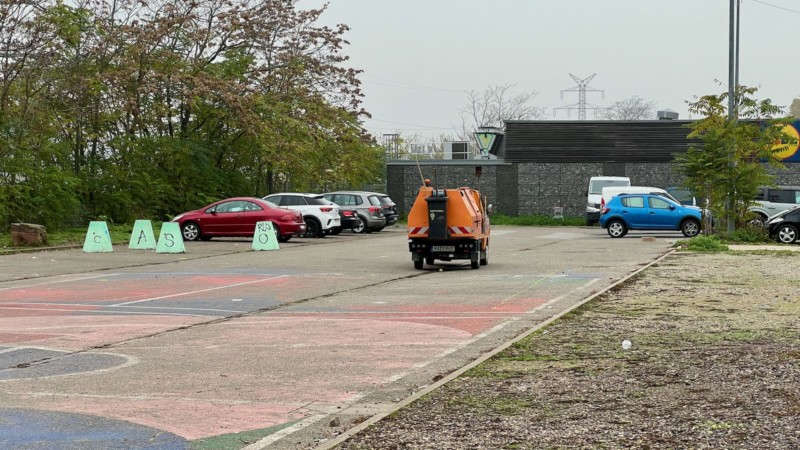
[{"x1": 0, "y1": 227, "x2": 679, "y2": 448}]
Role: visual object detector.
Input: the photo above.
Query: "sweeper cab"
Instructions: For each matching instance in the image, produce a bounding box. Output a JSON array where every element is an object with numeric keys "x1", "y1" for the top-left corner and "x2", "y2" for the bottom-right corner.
[{"x1": 407, "y1": 181, "x2": 490, "y2": 269}]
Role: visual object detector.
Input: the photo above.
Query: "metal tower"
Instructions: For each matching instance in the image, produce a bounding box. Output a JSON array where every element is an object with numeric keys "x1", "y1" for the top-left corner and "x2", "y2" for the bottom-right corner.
[{"x1": 554, "y1": 74, "x2": 608, "y2": 120}]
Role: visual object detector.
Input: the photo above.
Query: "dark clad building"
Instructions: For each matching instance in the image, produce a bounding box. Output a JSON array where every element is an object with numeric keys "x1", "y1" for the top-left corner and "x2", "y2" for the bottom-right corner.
[{"x1": 387, "y1": 120, "x2": 800, "y2": 218}]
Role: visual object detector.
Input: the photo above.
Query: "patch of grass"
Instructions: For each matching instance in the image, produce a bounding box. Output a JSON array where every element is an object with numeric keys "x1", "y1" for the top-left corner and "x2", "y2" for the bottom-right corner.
[
  {"x1": 678, "y1": 234, "x2": 729, "y2": 252},
  {"x1": 464, "y1": 363, "x2": 517, "y2": 379},
  {"x1": 733, "y1": 250, "x2": 799, "y2": 257},
  {"x1": 448, "y1": 395, "x2": 535, "y2": 415},
  {"x1": 1, "y1": 223, "x2": 142, "y2": 249},
  {"x1": 694, "y1": 420, "x2": 746, "y2": 432},
  {"x1": 490, "y1": 213, "x2": 585, "y2": 227}
]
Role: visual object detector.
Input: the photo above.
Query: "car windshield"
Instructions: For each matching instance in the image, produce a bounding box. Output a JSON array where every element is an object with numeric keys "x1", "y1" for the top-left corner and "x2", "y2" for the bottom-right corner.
[
  {"x1": 667, "y1": 188, "x2": 695, "y2": 204},
  {"x1": 656, "y1": 192, "x2": 682, "y2": 205},
  {"x1": 589, "y1": 180, "x2": 629, "y2": 194}
]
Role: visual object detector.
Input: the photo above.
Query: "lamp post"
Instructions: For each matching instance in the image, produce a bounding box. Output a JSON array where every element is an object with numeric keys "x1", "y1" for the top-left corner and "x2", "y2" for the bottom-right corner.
[{"x1": 726, "y1": 0, "x2": 740, "y2": 234}]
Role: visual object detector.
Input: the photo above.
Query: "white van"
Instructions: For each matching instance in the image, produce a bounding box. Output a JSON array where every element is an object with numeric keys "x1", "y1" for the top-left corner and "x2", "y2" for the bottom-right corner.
[
  {"x1": 587, "y1": 176, "x2": 630, "y2": 226},
  {"x1": 600, "y1": 186, "x2": 684, "y2": 209}
]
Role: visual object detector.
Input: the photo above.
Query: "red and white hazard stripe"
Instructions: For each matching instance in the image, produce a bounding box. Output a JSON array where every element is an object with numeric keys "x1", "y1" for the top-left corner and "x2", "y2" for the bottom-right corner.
[
  {"x1": 448, "y1": 226, "x2": 473, "y2": 235},
  {"x1": 408, "y1": 226, "x2": 429, "y2": 235}
]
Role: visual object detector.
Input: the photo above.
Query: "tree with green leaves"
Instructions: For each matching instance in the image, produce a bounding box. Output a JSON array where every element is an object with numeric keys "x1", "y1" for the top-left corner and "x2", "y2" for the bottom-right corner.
[
  {"x1": 790, "y1": 98, "x2": 800, "y2": 118},
  {"x1": 676, "y1": 86, "x2": 796, "y2": 232},
  {"x1": 0, "y1": 0, "x2": 382, "y2": 229}
]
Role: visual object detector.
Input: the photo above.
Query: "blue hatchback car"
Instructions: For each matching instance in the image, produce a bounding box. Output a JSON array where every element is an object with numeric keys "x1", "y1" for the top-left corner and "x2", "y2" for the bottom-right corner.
[{"x1": 600, "y1": 193, "x2": 702, "y2": 238}]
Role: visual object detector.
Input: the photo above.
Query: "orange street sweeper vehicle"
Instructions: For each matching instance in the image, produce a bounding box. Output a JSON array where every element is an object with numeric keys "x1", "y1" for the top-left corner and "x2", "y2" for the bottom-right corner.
[{"x1": 407, "y1": 181, "x2": 490, "y2": 270}]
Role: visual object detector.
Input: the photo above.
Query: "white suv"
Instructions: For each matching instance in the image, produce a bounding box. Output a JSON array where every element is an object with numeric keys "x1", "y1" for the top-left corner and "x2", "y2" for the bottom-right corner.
[
  {"x1": 262, "y1": 193, "x2": 340, "y2": 238},
  {"x1": 748, "y1": 186, "x2": 800, "y2": 227}
]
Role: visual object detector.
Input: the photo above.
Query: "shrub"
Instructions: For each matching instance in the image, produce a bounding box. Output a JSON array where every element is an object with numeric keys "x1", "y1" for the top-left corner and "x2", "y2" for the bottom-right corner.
[
  {"x1": 722, "y1": 225, "x2": 770, "y2": 243},
  {"x1": 682, "y1": 234, "x2": 729, "y2": 252}
]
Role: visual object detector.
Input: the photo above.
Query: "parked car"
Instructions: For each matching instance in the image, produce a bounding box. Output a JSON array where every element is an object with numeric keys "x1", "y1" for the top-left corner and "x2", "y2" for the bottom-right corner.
[
  {"x1": 586, "y1": 176, "x2": 631, "y2": 226},
  {"x1": 171, "y1": 197, "x2": 305, "y2": 242},
  {"x1": 767, "y1": 205, "x2": 800, "y2": 244},
  {"x1": 599, "y1": 193, "x2": 702, "y2": 238},
  {"x1": 370, "y1": 192, "x2": 398, "y2": 226},
  {"x1": 665, "y1": 186, "x2": 699, "y2": 206},
  {"x1": 319, "y1": 198, "x2": 359, "y2": 235},
  {"x1": 600, "y1": 186, "x2": 684, "y2": 209},
  {"x1": 322, "y1": 191, "x2": 386, "y2": 233},
  {"x1": 748, "y1": 186, "x2": 800, "y2": 227},
  {"x1": 262, "y1": 193, "x2": 340, "y2": 238}
]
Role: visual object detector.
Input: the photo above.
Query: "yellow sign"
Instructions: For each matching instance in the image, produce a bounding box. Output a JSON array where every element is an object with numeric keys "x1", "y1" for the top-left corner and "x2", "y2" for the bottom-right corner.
[{"x1": 772, "y1": 124, "x2": 800, "y2": 160}]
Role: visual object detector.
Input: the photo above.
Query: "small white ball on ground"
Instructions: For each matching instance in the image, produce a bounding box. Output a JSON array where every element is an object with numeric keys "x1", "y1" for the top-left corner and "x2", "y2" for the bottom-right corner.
[{"x1": 622, "y1": 339, "x2": 632, "y2": 350}]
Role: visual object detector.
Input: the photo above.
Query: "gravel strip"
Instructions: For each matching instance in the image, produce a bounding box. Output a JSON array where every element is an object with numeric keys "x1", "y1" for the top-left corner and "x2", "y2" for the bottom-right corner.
[{"x1": 338, "y1": 252, "x2": 800, "y2": 449}]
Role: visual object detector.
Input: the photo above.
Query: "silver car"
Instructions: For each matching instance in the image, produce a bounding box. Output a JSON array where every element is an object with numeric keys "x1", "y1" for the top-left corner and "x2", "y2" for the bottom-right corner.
[
  {"x1": 748, "y1": 186, "x2": 800, "y2": 227},
  {"x1": 323, "y1": 191, "x2": 387, "y2": 233}
]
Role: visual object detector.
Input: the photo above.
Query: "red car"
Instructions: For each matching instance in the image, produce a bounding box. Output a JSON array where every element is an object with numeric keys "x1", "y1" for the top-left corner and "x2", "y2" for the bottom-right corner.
[{"x1": 171, "y1": 197, "x2": 305, "y2": 242}]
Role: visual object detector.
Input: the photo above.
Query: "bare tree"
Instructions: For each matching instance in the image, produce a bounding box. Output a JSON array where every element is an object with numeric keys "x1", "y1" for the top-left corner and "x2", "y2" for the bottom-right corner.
[
  {"x1": 455, "y1": 83, "x2": 544, "y2": 142},
  {"x1": 598, "y1": 96, "x2": 658, "y2": 120},
  {"x1": 790, "y1": 98, "x2": 800, "y2": 118}
]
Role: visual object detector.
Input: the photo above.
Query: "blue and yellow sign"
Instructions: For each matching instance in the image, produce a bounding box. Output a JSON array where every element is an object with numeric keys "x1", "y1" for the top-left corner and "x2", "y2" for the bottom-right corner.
[{"x1": 773, "y1": 120, "x2": 800, "y2": 162}]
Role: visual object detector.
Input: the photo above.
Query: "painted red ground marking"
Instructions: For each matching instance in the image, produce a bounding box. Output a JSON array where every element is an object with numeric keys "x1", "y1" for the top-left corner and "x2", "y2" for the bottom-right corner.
[
  {"x1": 0, "y1": 274, "x2": 287, "y2": 306},
  {"x1": 1, "y1": 303, "x2": 100, "y2": 312},
  {"x1": 0, "y1": 315, "x2": 207, "y2": 350},
  {"x1": 311, "y1": 297, "x2": 548, "y2": 334},
  {"x1": 0, "y1": 332, "x2": 59, "y2": 344},
  {"x1": 2, "y1": 317, "x2": 468, "y2": 439}
]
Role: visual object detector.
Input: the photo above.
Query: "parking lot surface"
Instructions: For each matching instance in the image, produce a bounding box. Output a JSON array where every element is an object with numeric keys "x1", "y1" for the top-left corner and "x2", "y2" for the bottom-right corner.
[{"x1": 0, "y1": 226, "x2": 677, "y2": 449}]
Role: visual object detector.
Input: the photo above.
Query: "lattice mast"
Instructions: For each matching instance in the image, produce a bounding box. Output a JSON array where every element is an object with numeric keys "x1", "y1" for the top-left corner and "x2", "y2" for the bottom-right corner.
[{"x1": 554, "y1": 74, "x2": 607, "y2": 120}]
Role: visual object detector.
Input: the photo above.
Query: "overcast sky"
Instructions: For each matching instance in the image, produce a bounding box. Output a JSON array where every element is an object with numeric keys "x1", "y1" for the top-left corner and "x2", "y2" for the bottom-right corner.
[{"x1": 301, "y1": 0, "x2": 798, "y2": 141}]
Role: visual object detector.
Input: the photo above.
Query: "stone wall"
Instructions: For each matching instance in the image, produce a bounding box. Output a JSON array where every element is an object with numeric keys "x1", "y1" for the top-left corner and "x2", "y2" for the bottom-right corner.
[{"x1": 387, "y1": 161, "x2": 800, "y2": 217}]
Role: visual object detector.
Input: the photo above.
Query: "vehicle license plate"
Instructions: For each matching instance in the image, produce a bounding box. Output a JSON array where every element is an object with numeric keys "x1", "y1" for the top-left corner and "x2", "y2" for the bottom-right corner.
[{"x1": 432, "y1": 246, "x2": 455, "y2": 252}]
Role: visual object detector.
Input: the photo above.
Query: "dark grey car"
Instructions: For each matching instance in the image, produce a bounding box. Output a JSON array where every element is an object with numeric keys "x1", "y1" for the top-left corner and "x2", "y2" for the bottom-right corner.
[{"x1": 323, "y1": 191, "x2": 387, "y2": 233}]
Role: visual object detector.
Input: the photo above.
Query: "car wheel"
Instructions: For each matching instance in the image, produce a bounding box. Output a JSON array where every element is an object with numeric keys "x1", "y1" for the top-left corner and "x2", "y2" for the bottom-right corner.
[
  {"x1": 304, "y1": 217, "x2": 322, "y2": 238},
  {"x1": 746, "y1": 214, "x2": 767, "y2": 228},
  {"x1": 413, "y1": 259, "x2": 423, "y2": 269},
  {"x1": 425, "y1": 257, "x2": 435, "y2": 265},
  {"x1": 480, "y1": 248, "x2": 488, "y2": 266},
  {"x1": 351, "y1": 216, "x2": 366, "y2": 233},
  {"x1": 681, "y1": 219, "x2": 700, "y2": 237},
  {"x1": 776, "y1": 224, "x2": 798, "y2": 244},
  {"x1": 607, "y1": 220, "x2": 627, "y2": 238},
  {"x1": 181, "y1": 222, "x2": 201, "y2": 241},
  {"x1": 470, "y1": 251, "x2": 480, "y2": 269}
]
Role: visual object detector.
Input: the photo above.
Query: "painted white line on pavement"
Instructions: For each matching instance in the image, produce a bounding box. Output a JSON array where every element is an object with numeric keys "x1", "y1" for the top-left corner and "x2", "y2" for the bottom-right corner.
[
  {"x1": 0, "y1": 274, "x2": 119, "y2": 291},
  {"x1": 243, "y1": 414, "x2": 328, "y2": 450},
  {"x1": 0, "y1": 306, "x2": 201, "y2": 317},
  {"x1": 112, "y1": 275, "x2": 288, "y2": 306},
  {"x1": 0, "y1": 351, "x2": 140, "y2": 382},
  {"x1": 0, "y1": 302, "x2": 244, "y2": 314}
]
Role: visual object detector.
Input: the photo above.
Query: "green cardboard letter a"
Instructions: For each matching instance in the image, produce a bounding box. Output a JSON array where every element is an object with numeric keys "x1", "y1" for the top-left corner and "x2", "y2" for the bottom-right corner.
[{"x1": 129, "y1": 220, "x2": 156, "y2": 250}]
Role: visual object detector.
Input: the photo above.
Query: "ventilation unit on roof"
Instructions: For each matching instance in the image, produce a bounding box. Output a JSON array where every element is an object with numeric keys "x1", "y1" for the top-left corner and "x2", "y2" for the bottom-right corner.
[
  {"x1": 444, "y1": 141, "x2": 470, "y2": 160},
  {"x1": 657, "y1": 110, "x2": 679, "y2": 120}
]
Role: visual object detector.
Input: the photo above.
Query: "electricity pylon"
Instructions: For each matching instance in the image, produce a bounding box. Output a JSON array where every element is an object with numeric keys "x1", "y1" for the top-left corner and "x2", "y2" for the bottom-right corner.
[{"x1": 554, "y1": 74, "x2": 608, "y2": 120}]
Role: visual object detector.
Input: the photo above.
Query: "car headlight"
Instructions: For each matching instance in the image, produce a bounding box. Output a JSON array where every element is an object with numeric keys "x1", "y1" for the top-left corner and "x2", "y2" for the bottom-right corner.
[
  {"x1": 767, "y1": 217, "x2": 783, "y2": 225},
  {"x1": 172, "y1": 214, "x2": 184, "y2": 222}
]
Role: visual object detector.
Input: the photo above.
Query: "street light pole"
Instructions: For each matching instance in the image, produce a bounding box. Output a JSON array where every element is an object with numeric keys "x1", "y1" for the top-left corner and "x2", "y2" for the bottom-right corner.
[{"x1": 726, "y1": 0, "x2": 738, "y2": 234}]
